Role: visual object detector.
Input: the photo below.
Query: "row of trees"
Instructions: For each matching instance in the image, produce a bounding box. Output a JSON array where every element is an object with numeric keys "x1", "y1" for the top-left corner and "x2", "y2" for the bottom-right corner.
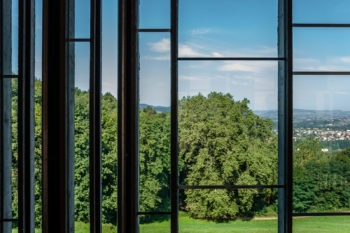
[{"x1": 9, "y1": 81, "x2": 350, "y2": 225}]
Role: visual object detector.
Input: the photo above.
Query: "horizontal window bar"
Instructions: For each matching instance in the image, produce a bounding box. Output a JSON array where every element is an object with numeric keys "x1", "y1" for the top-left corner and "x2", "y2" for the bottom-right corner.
[
  {"x1": 178, "y1": 185, "x2": 283, "y2": 190},
  {"x1": 293, "y1": 212, "x2": 350, "y2": 217},
  {"x1": 293, "y1": 23, "x2": 350, "y2": 28},
  {"x1": 137, "y1": 212, "x2": 172, "y2": 215},
  {"x1": 66, "y1": 38, "x2": 91, "y2": 42},
  {"x1": 178, "y1": 57, "x2": 285, "y2": 61},
  {"x1": 293, "y1": 71, "x2": 350, "y2": 75},
  {"x1": 0, "y1": 219, "x2": 19, "y2": 222},
  {"x1": 138, "y1": 28, "x2": 171, "y2": 32},
  {"x1": 0, "y1": 74, "x2": 19, "y2": 79}
]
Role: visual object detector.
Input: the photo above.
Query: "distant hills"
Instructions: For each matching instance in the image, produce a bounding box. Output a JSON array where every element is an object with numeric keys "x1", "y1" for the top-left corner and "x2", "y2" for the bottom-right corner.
[{"x1": 139, "y1": 104, "x2": 170, "y2": 113}]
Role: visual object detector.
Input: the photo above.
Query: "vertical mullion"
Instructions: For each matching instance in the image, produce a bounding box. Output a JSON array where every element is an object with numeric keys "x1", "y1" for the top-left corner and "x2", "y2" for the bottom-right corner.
[
  {"x1": 170, "y1": 0, "x2": 178, "y2": 233},
  {"x1": 67, "y1": 0, "x2": 75, "y2": 230},
  {"x1": 89, "y1": 0, "x2": 102, "y2": 232},
  {"x1": 278, "y1": 0, "x2": 293, "y2": 232},
  {"x1": 42, "y1": 0, "x2": 74, "y2": 232},
  {"x1": 286, "y1": 0, "x2": 293, "y2": 232},
  {"x1": 18, "y1": 0, "x2": 35, "y2": 232},
  {"x1": 0, "y1": 0, "x2": 12, "y2": 232},
  {"x1": 118, "y1": 0, "x2": 139, "y2": 232}
]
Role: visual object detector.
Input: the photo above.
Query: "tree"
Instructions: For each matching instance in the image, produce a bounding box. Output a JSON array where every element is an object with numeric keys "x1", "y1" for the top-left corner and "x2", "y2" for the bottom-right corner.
[
  {"x1": 178, "y1": 93, "x2": 278, "y2": 220},
  {"x1": 139, "y1": 107, "x2": 171, "y2": 218}
]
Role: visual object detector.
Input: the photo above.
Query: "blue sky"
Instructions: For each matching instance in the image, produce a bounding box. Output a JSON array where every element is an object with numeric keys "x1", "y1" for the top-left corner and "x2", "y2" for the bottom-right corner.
[{"x1": 20, "y1": 0, "x2": 350, "y2": 110}]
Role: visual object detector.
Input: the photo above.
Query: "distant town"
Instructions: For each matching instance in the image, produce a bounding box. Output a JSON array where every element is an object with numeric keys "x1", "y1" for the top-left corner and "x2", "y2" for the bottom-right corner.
[{"x1": 293, "y1": 128, "x2": 350, "y2": 142}]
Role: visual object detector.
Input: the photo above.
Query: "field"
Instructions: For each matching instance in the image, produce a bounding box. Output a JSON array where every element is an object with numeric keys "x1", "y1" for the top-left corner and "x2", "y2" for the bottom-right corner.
[{"x1": 11, "y1": 215, "x2": 350, "y2": 233}]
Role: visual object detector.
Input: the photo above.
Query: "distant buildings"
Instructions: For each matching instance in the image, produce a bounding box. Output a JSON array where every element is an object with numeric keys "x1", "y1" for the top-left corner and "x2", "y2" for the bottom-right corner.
[{"x1": 293, "y1": 128, "x2": 350, "y2": 142}]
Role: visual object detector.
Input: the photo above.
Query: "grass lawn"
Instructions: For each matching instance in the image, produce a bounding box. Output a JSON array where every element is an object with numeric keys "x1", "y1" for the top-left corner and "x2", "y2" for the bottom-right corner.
[
  {"x1": 12, "y1": 215, "x2": 350, "y2": 232},
  {"x1": 140, "y1": 214, "x2": 350, "y2": 233}
]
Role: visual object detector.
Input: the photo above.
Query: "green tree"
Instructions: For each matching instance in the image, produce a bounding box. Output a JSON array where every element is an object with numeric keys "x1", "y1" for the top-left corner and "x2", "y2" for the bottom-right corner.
[
  {"x1": 178, "y1": 93, "x2": 277, "y2": 220},
  {"x1": 293, "y1": 137, "x2": 350, "y2": 213},
  {"x1": 139, "y1": 107, "x2": 171, "y2": 216}
]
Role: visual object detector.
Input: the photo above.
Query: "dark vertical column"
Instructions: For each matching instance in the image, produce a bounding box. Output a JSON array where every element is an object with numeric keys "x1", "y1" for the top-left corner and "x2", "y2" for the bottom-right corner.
[
  {"x1": 0, "y1": 0, "x2": 12, "y2": 232},
  {"x1": 118, "y1": 0, "x2": 139, "y2": 232},
  {"x1": 18, "y1": 0, "x2": 35, "y2": 232},
  {"x1": 278, "y1": 0, "x2": 293, "y2": 232},
  {"x1": 90, "y1": 0, "x2": 102, "y2": 232},
  {"x1": 42, "y1": 0, "x2": 74, "y2": 232},
  {"x1": 66, "y1": 0, "x2": 75, "y2": 230},
  {"x1": 170, "y1": 0, "x2": 179, "y2": 233}
]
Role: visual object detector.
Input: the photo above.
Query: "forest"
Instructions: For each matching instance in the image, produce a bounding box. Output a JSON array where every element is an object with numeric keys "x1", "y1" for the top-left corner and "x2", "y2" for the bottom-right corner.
[{"x1": 9, "y1": 81, "x2": 350, "y2": 226}]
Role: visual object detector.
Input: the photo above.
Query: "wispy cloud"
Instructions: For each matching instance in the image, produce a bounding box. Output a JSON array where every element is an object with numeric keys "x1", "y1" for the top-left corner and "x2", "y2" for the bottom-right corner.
[
  {"x1": 294, "y1": 56, "x2": 350, "y2": 71},
  {"x1": 149, "y1": 38, "x2": 170, "y2": 53},
  {"x1": 191, "y1": 28, "x2": 212, "y2": 36},
  {"x1": 179, "y1": 44, "x2": 204, "y2": 57},
  {"x1": 219, "y1": 61, "x2": 276, "y2": 73},
  {"x1": 337, "y1": 57, "x2": 350, "y2": 64},
  {"x1": 148, "y1": 38, "x2": 205, "y2": 58}
]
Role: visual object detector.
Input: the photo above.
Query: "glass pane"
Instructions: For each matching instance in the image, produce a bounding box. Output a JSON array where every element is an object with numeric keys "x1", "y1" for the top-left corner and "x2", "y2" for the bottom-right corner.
[
  {"x1": 139, "y1": 214, "x2": 171, "y2": 233},
  {"x1": 179, "y1": 0, "x2": 278, "y2": 57},
  {"x1": 179, "y1": 189, "x2": 278, "y2": 233},
  {"x1": 293, "y1": 216, "x2": 350, "y2": 233},
  {"x1": 178, "y1": 61, "x2": 278, "y2": 186},
  {"x1": 293, "y1": 75, "x2": 350, "y2": 213},
  {"x1": 74, "y1": 43, "x2": 90, "y2": 230},
  {"x1": 294, "y1": 0, "x2": 350, "y2": 24},
  {"x1": 101, "y1": 0, "x2": 118, "y2": 229},
  {"x1": 139, "y1": 33, "x2": 171, "y2": 212},
  {"x1": 139, "y1": 0, "x2": 170, "y2": 29},
  {"x1": 294, "y1": 28, "x2": 350, "y2": 71},
  {"x1": 139, "y1": 33, "x2": 171, "y2": 107},
  {"x1": 75, "y1": 0, "x2": 90, "y2": 38}
]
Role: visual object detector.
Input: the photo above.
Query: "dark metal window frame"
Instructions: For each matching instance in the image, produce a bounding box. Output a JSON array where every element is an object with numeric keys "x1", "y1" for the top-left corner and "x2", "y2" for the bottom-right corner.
[
  {"x1": 42, "y1": 0, "x2": 103, "y2": 232},
  {"x1": 2, "y1": 0, "x2": 350, "y2": 233},
  {"x1": 119, "y1": 0, "x2": 294, "y2": 233},
  {"x1": 291, "y1": 7, "x2": 350, "y2": 221},
  {"x1": 0, "y1": 1, "x2": 14, "y2": 233},
  {"x1": 1, "y1": 0, "x2": 36, "y2": 232}
]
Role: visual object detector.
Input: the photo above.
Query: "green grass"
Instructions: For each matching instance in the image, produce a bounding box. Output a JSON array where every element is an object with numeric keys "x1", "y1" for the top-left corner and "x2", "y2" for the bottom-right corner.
[
  {"x1": 141, "y1": 214, "x2": 350, "y2": 233},
  {"x1": 11, "y1": 222, "x2": 117, "y2": 233},
  {"x1": 12, "y1": 215, "x2": 350, "y2": 233}
]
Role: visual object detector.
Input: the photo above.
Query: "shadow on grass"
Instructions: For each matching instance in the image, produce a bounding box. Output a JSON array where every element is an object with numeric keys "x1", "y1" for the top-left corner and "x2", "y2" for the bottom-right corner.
[{"x1": 139, "y1": 214, "x2": 171, "y2": 224}]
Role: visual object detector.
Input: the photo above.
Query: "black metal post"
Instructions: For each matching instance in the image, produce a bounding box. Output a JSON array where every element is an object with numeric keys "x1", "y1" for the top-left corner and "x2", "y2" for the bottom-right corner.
[
  {"x1": 18, "y1": 0, "x2": 35, "y2": 232},
  {"x1": 42, "y1": 0, "x2": 74, "y2": 232},
  {"x1": 170, "y1": 0, "x2": 179, "y2": 232},
  {"x1": 0, "y1": 0, "x2": 12, "y2": 232},
  {"x1": 118, "y1": 0, "x2": 139, "y2": 232},
  {"x1": 90, "y1": 0, "x2": 102, "y2": 232},
  {"x1": 278, "y1": 0, "x2": 293, "y2": 232}
]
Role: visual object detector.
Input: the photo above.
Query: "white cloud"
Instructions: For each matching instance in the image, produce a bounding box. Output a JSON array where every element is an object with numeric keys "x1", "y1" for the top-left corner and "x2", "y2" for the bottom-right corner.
[
  {"x1": 294, "y1": 56, "x2": 350, "y2": 71},
  {"x1": 181, "y1": 75, "x2": 202, "y2": 81},
  {"x1": 337, "y1": 56, "x2": 350, "y2": 63},
  {"x1": 219, "y1": 61, "x2": 276, "y2": 72},
  {"x1": 179, "y1": 44, "x2": 204, "y2": 57},
  {"x1": 148, "y1": 38, "x2": 205, "y2": 59},
  {"x1": 211, "y1": 52, "x2": 223, "y2": 57},
  {"x1": 149, "y1": 38, "x2": 170, "y2": 53},
  {"x1": 219, "y1": 63, "x2": 256, "y2": 72}
]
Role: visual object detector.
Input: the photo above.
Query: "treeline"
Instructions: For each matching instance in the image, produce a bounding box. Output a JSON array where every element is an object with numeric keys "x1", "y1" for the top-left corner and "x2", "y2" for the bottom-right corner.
[
  {"x1": 294, "y1": 137, "x2": 350, "y2": 213},
  {"x1": 9, "y1": 81, "x2": 350, "y2": 225}
]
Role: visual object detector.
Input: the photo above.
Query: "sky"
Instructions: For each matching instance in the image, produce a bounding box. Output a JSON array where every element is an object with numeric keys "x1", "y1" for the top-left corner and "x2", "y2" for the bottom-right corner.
[{"x1": 11, "y1": 0, "x2": 350, "y2": 111}]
